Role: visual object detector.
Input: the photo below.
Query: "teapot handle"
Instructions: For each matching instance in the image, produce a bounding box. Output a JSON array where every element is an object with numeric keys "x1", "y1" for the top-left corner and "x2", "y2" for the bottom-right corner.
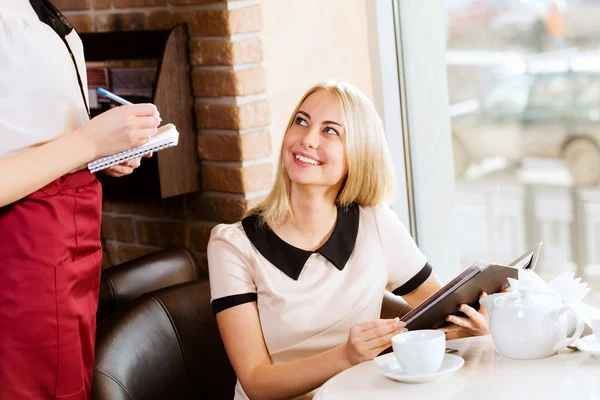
[{"x1": 552, "y1": 304, "x2": 584, "y2": 352}]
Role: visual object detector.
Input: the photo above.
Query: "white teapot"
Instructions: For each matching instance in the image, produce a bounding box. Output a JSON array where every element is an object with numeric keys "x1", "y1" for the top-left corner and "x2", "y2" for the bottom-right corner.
[{"x1": 479, "y1": 286, "x2": 584, "y2": 360}]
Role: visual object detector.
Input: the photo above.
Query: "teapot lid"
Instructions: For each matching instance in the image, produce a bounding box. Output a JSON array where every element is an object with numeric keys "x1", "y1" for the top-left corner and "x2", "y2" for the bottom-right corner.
[{"x1": 494, "y1": 285, "x2": 559, "y2": 308}]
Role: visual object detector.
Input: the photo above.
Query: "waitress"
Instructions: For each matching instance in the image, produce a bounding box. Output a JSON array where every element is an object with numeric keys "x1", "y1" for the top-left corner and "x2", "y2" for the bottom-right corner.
[{"x1": 0, "y1": 1, "x2": 160, "y2": 399}]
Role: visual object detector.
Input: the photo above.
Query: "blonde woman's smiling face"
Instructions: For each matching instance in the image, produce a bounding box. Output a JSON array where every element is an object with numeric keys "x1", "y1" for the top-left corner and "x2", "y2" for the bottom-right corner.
[{"x1": 282, "y1": 89, "x2": 348, "y2": 188}]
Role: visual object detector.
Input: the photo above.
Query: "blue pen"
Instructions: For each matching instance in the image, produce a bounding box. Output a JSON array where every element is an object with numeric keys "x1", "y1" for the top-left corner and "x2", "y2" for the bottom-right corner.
[{"x1": 97, "y1": 87, "x2": 133, "y2": 105}]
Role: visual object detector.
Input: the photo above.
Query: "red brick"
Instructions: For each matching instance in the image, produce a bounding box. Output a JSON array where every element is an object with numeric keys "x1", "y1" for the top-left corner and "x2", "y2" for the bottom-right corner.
[
  {"x1": 95, "y1": 13, "x2": 146, "y2": 32},
  {"x1": 163, "y1": 195, "x2": 187, "y2": 219},
  {"x1": 93, "y1": 0, "x2": 112, "y2": 9},
  {"x1": 189, "y1": 222, "x2": 217, "y2": 252},
  {"x1": 170, "y1": 0, "x2": 225, "y2": 4},
  {"x1": 101, "y1": 215, "x2": 116, "y2": 240},
  {"x1": 198, "y1": 130, "x2": 271, "y2": 161},
  {"x1": 189, "y1": 38, "x2": 263, "y2": 66},
  {"x1": 136, "y1": 220, "x2": 189, "y2": 247},
  {"x1": 103, "y1": 197, "x2": 185, "y2": 219},
  {"x1": 114, "y1": 216, "x2": 136, "y2": 243},
  {"x1": 53, "y1": 0, "x2": 91, "y2": 11},
  {"x1": 201, "y1": 163, "x2": 273, "y2": 193},
  {"x1": 173, "y1": 5, "x2": 262, "y2": 36},
  {"x1": 192, "y1": 67, "x2": 265, "y2": 97},
  {"x1": 148, "y1": 10, "x2": 171, "y2": 30},
  {"x1": 191, "y1": 251, "x2": 209, "y2": 276},
  {"x1": 186, "y1": 192, "x2": 263, "y2": 223},
  {"x1": 113, "y1": 0, "x2": 166, "y2": 7},
  {"x1": 196, "y1": 100, "x2": 270, "y2": 130},
  {"x1": 103, "y1": 241, "x2": 120, "y2": 267},
  {"x1": 69, "y1": 15, "x2": 93, "y2": 32},
  {"x1": 228, "y1": 5, "x2": 262, "y2": 35},
  {"x1": 118, "y1": 244, "x2": 162, "y2": 264},
  {"x1": 105, "y1": 198, "x2": 166, "y2": 217}
]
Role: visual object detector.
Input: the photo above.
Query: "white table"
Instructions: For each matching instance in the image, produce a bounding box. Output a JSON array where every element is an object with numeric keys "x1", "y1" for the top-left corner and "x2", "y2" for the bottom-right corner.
[{"x1": 314, "y1": 336, "x2": 600, "y2": 400}]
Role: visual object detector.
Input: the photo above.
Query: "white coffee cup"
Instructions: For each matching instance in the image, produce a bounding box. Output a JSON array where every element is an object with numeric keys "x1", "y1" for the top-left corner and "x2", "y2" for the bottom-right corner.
[{"x1": 391, "y1": 330, "x2": 445, "y2": 375}]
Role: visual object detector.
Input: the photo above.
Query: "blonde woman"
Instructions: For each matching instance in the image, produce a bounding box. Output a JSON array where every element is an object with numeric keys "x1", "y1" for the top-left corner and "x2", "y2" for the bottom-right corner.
[{"x1": 207, "y1": 81, "x2": 488, "y2": 400}]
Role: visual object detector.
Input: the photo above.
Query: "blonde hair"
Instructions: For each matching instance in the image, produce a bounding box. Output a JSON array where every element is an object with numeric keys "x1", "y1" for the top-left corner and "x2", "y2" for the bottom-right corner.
[{"x1": 246, "y1": 81, "x2": 396, "y2": 227}]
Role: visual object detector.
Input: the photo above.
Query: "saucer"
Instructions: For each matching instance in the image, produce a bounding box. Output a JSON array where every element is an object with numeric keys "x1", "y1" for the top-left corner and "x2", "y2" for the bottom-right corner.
[
  {"x1": 379, "y1": 354, "x2": 464, "y2": 383},
  {"x1": 575, "y1": 334, "x2": 600, "y2": 357}
]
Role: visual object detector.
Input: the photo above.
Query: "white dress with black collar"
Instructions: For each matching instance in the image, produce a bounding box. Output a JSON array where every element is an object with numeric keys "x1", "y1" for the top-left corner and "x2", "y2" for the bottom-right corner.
[{"x1": 207, "y1": 203, "x2": 431, "y2": 400}]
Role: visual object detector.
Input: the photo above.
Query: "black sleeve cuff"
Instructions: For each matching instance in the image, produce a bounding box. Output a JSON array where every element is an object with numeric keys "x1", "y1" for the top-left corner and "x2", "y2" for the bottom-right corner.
[
  {"x1": 392, "y1": 262, "x2": 433, "y2": 296},
  {"x1": 212, "y1": 292, "x2": 257, "y2": 314}
]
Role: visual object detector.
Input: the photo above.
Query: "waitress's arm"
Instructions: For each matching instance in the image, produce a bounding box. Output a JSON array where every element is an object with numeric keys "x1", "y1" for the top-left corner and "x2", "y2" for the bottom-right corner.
[
  {"x1": 0, "y1": 133, "x2": 95, "y2": 207},
  {"x1": 0, "y1": 103, "x2": 160, "y2": 207}
]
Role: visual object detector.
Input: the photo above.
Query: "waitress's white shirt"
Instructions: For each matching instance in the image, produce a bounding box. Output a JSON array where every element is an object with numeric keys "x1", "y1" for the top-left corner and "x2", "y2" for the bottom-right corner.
[{"x1": 0, "y1": 0, "x2": 89, "y2": 159}]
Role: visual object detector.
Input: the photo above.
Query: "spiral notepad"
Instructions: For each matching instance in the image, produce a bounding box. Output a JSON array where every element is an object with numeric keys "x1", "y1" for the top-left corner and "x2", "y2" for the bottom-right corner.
[{"x1": 88, "y1": 124, "x2": 179, "y2": 173}]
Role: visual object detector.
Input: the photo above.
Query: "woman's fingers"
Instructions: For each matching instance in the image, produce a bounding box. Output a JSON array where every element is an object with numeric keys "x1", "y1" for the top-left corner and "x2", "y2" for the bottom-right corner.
[
  {"x1": 131, "y1": 128, "x2": 159, "y2": 146},
  {"x1": 362, "y1": 319, "x2": 405, "y2": 340},
  {"x1": 446, "y1": 314, "x2": 473, "y2": 330},
  {"x1": 366, "y1": 327, "x2": 407, "y2": 350},
  {"x1": 478, "y1": 292, "x2": 489, "y2": 318},
  {"x1": 129, "y1": 103, "x2": 159, "y2": 117},
  {"x1": 458, "y1": 304, "x2": 481, "y2": 321},
  {"x1": 438, "y1": 324, "x2": 464, "y2": 333},
  {"x1": 359, "y1": 319, "x2": 402, "y2": 331},
  {"x1": 136, "y1": 115, "x2": 162, "y2": 129},
  {"x1": 444, "y1": 296, "x2": 490, "y2": 336},
  {"x1": 126, "y1": 157, "x2": 142, "y2": 169},
  {"x1": 103, "y1": 165, "x2": 134, "y2": 177},
  {"x1": 459, "y1": 303, "x2": 488, "y2": 330}
]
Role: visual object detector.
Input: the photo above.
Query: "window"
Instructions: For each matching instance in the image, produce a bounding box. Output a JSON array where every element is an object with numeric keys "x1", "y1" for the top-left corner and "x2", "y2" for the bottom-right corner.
[{"x1": 390, "y1": 0, "x2": 600, "y2": 308}]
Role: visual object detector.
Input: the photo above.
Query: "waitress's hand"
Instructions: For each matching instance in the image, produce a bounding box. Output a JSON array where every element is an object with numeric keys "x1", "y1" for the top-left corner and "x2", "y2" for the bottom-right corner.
[
  {"x1": 78, "y1": 104, "x2": 161, "y2": 159},
  {"x1": 343, "y1": 318, "x2": 407, "y2": 366},
  {"x1": 102, "y1": 153, "x2": 153, "y2": 177},
  {"x1": 438, "y1": 292, "x2": 490, "y2": 338}
]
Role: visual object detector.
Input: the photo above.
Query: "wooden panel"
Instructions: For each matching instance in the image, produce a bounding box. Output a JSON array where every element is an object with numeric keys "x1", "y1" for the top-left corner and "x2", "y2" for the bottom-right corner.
[{"x1": 154, "y1": 25, "x2": 201, "y2": 198}]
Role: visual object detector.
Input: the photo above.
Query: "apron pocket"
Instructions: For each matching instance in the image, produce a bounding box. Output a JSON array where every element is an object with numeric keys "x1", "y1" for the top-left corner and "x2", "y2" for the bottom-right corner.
[{"x1": 55, "y1": 248, "x2": 102, "y2": 398}]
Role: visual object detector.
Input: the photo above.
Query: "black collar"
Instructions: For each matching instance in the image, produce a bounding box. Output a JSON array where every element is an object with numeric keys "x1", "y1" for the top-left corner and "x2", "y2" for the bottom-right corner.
[
  {"x1": 29, "y1": 0, "x2": 89, "y2": 115},
  {"x1": 242, "y1": 204, "x2": 360, "y2": 281},
  {"x1": 30, "y1": 0, "x2": 73, "y2": 37}
]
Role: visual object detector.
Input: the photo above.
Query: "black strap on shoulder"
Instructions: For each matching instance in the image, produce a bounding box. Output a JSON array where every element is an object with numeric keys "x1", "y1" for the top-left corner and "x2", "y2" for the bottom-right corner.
[{"x1": 29, "y1": 0, "x2": 90, "y2": 115}]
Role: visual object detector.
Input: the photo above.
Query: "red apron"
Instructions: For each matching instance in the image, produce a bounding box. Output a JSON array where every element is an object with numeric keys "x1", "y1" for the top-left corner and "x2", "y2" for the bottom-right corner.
[{"x1": 0, "y1": 170, "x2": 102, "y2": 400}]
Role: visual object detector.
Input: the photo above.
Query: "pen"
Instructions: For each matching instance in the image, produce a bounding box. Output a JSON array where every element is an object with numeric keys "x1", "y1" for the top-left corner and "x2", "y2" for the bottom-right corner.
[{"x1": 97, "y1": 87, "x2": 133, "y2": 105}]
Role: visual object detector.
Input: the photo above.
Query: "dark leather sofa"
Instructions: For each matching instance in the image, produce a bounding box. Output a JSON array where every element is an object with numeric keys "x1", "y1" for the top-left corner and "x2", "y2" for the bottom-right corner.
[
  {"x1": 96, "y1": 247, "x2": 204, "y2": 324},
  {"x1": 92, "y1": 247, "x2": 412, "y2": 399}
]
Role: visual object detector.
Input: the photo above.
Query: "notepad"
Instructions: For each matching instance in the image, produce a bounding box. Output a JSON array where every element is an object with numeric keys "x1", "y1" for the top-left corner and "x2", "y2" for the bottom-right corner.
[{"x1": 87, "y1": 123, "x2": 179, "y2": 173}]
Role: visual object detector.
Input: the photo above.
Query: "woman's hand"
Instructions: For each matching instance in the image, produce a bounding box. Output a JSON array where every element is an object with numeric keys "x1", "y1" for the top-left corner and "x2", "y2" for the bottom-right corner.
[
  {"x1": 439, "y1": 292, "x2": 490, "y2": 338},
  {"x1": 78, "y1": 104, "x2": 161, "y2": 159},
  {"x1": 102, "y1": 153, "x2": 152, "y2": 177},
  {"x1": 343, "y1": 318, "x2": 407, "y2": 366}
]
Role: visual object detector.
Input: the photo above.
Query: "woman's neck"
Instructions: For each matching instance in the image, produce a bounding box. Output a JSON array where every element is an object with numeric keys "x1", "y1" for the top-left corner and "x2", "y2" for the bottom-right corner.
[{"x1": 275, "y1": 184, "x2": 339, "y2": 251}]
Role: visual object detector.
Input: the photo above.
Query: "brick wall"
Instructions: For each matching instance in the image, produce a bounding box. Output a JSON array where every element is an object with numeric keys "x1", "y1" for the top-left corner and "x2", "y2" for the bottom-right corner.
[{"x1": 56, "y1": 0, "x2": 272, "y2": 272}]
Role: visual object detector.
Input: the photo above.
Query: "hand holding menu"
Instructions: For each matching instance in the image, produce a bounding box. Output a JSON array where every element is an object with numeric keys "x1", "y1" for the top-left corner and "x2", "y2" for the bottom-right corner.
[
  {"x1": 400, "y1": 243, "x2": 542, "y2": 330},
  {"x1": 87, "y1": 123, "x2": 179, "y2": 173}
]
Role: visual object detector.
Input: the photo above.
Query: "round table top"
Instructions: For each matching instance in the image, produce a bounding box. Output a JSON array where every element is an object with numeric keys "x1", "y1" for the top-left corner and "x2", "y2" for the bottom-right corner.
[{"x1": 313, "y1": 335, "x2": 600, "y2": 400}]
